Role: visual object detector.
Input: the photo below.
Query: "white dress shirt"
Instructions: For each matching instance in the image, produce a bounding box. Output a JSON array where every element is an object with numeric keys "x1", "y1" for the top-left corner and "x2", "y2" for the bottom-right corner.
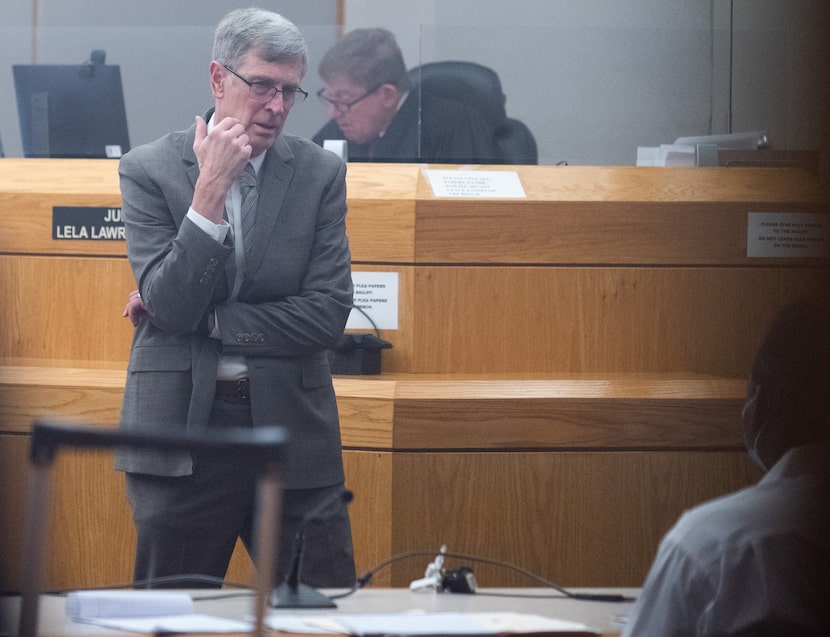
[
  {"x1": 186, "y1": 115, "x2": 265, "y2": 380},
  {"x1": 622, "y1": 444, "x2": 830, "y2": 636}
]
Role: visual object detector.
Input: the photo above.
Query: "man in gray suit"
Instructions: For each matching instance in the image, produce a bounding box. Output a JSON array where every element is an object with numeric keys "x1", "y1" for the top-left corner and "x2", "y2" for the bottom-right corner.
[{"x1": 117, "y1": 8, "x2": 355, "y2": 589}]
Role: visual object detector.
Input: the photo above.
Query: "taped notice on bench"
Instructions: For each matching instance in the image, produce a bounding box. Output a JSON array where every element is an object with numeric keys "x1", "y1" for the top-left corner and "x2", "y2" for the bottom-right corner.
[{"x1": 425, "y1": 169, "x2": 526, "y2": 198}]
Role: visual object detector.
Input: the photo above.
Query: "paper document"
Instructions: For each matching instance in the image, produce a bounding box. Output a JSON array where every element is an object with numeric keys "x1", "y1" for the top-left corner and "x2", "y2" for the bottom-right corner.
[
  {"x1": 66, "y1": 590, "x2": 194, "y2": 620},
  {"x1": 83, "y1": 614, "x2": 253, "y2": 633},
  {"x1": 65, "y1": 590, "x2": 253, "y2": 633},
  {"x1": 425, "y1": 170, "x2": 527, "y2": 198},
  {"x1": 636, "y1": 145, "x2": 696, "y2": 167},
  {"x1": 266, "y1": 611, "x2": 597, "y2": 635}
]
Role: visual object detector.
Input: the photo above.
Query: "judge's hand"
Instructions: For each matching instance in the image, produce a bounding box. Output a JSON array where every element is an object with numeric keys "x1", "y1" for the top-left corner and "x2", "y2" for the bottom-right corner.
[{"x1": 122, "y1": 289, "x2": 147, "y2": 327}]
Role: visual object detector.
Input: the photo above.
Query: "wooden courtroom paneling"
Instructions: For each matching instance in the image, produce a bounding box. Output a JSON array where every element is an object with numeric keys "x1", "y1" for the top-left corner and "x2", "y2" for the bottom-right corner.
[
  {"x1": 1, "y1": 159, "x2": 826, "y2": 594},
  {"x1": 387, "y1": 377, "x2": 747, "y2": 450},
  {"x1": 0, "y1": 431, "x2": 387, "y2": 591},
  {"x1": 0, "y1": 159, "x2": 421, "y2": 262},
  {"x1": 2, "y1": 161, "x2": 821, "y2": 266},
  {"x1": 342, "y1": 164, "x2": 419, "y2": 263},
  {"x1": 406, "y1": 265, "x2": 830, "y2": 376},
  {"x1": 0, "y1": 367, "x2": 747, "y2": 449},
  {"x1": 0, "y1": 370, "x2": 124, "y2": 433},
  {"x1": 498, "y1": 165, "x2": 819, "y2": 203},
  {"x1": 415, "y1": 200, "x2": 824, "y2": 265},
  {"x1": 387, "y1": 450, "x2": 763, "y2": 587},
  {"x1": 0, "y1": 434, "x2": 135, "y2": 590},
  {"x1": 0, "y1": 442, "x2": 762, "y2": 590},
  {"x1": 412, "y1": 166, "x2": 820, "y2": 265},
  {"x1": 342, "y1": 450, "x2": 395, "y2": 587},
  {"x1": 3, "y1": 256, "x2": 828, "y2": 377},
  {"x1": 0, "y1": 255, "x2": 135, "y2": 363},
  {"x1": 0, "y1": 366, "x2": 747, "y2": 590},
  {"x1": 0, "y1": 442, "x2": 759, "y2": 590},
  {"x1": 0, "y1": 159, "x2": 124, "y2": 257}
]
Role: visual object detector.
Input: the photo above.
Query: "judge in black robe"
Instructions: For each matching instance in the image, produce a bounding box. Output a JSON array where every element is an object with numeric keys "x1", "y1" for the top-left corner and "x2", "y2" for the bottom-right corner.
[{"x1": 311, "y1": 28, "x2": 498, "y2": 164}]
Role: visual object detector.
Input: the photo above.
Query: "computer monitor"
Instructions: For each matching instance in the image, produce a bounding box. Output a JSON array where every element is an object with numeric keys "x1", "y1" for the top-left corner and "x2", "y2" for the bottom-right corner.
[{"x1": 13, "y1": 63, "x2": 130, "y2": 158}]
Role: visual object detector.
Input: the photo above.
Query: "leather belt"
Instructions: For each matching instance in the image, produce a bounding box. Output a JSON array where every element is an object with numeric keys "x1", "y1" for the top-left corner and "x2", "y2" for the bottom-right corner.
[{"x1": 215, "y1": 378, "x2": 251, "y2": 400}]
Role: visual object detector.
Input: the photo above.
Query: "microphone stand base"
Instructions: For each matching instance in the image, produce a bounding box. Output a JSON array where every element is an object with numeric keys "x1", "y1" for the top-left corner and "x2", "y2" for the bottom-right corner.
[{"x1": 270, "y1": 582, "x2": 337, "y2": 609}]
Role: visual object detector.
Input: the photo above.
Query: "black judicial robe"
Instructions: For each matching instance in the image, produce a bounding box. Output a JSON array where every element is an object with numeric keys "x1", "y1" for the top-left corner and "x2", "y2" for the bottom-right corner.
[{"x1": 312, "y1": 90, "x2": 498, "y2": 164}]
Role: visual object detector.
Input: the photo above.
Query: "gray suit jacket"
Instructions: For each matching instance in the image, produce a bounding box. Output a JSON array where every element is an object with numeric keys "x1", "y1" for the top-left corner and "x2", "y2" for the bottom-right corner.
[{"x1": 114, "y1": 110, "x2": 353, "y2": 489}]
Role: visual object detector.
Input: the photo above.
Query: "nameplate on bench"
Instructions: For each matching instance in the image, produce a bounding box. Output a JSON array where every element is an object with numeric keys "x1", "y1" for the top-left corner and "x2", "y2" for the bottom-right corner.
[{"x1": 52, "y1": 206, "x2": 125, "y2": 241}]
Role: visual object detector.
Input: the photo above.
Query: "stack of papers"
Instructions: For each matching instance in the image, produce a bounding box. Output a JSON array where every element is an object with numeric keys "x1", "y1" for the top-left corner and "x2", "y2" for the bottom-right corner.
[
  {"x1": 65, "y1": 590, "x2": 252, "y2": 633},
  {"x1": 67, "y1": 590, "x2": 194, "y2": 620},
  {"x1": 636, "y1": 145, "x2": 696, "y2": 167}
]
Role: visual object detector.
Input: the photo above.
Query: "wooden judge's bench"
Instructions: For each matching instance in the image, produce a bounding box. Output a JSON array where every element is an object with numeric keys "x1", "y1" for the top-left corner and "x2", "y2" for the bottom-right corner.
[{"x1": 0, "y1": 159, "x2": 827, "y2": 593}]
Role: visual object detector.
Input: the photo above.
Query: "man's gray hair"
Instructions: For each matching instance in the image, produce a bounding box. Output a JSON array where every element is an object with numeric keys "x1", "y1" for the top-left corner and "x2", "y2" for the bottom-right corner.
[
  {"x1": 213, "y1": 8, "x2": 308, "y2": 77},
  {"x1": 318, "y1": 28, "x2": 410, "y2": 92}
]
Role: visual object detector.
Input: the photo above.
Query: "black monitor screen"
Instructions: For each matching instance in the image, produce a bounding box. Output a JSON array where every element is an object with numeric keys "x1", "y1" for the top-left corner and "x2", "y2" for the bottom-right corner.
[{"x1": 13, "y1": 63, "x2": 130, "y2": 158}]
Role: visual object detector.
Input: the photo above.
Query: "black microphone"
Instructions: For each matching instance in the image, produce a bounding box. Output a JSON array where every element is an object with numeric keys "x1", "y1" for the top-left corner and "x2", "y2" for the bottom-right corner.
[{"x1": 270, "y1": 488, "x2": 354, "y2": 609}]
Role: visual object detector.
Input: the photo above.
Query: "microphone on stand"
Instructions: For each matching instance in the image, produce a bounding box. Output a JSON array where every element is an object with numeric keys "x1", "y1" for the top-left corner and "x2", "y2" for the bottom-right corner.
[{"x1": 270, "y1": 488, "x2": 354, "y2": 609}]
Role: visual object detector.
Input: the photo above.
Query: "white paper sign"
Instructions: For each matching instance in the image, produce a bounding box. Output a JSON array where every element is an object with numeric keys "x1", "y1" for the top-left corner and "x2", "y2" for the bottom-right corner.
[
  {"x1": 322, "y1": 139, "x2": 348, "y2": 161},
  {"x1": 747, "y1": 212, "x2": 829, "y2": 258},
  {"x1": 346, "y1": 271, "x2": 399, "y2": 330},
  {"x1": 426, "y1": 170, "x2": 526, "y2": 198}
]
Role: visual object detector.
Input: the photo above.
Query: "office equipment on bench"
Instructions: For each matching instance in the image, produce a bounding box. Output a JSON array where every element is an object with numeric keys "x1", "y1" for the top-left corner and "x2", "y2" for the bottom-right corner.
[{"x1": 13, "y1": 54, "x2": 130, "y2": 158}]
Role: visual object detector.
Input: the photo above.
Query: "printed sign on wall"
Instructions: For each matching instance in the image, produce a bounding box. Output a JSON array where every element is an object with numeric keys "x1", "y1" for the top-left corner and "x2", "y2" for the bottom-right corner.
[{"x1": 747, "y1": 212, "x2": 828, "y2": 258}]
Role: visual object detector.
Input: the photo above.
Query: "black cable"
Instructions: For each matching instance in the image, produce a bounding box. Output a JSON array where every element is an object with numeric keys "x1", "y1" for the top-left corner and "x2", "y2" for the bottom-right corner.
[
  {"x1": 351, "y1": 304, "x2": 382, "y2": 338},
  {"x1": 334, "y1": 548, "x2": 634, "y2": 603},
  {"x1": 41, "y1": 574, "x2": 253, "y2": 596},
  {"x1": 40, "y1": 549, "x2": 634, "y2": 604}
]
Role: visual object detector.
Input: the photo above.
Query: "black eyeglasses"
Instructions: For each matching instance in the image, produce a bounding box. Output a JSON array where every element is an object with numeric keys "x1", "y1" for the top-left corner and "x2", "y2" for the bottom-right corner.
[
  {"x1": 316, "y1": 82, "x2": 390, "y2": 113},
  {"x1": 223, "y1": 65, "x2": 309, "y2": 105}
]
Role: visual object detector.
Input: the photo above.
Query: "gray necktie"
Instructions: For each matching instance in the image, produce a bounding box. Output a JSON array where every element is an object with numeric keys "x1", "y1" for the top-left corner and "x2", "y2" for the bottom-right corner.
[{"x1": 239, "y1": 162, "x2": 258, "y2": 255}]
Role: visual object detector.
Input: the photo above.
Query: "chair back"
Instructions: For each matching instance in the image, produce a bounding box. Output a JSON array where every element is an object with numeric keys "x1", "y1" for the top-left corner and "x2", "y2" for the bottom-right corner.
[{"x1": 409, "y1": 61, "x2": 537, "y2": 164}]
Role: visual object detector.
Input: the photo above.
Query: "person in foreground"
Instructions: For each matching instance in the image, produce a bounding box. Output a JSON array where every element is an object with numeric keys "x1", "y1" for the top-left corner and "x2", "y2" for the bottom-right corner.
[
  {"x1": 117, "y1": 8, "x2": 355, "y2": 589},
  {"x1": 622, "y1": 301, "x2": 830, "y2": 636},
  {"x1": 311, "y1": 28, "x2": 497, "y2": 163}
]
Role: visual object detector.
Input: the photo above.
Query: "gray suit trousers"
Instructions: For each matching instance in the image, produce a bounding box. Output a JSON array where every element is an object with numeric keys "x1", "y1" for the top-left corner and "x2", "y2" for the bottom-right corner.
[{"x1": 125, "y1": 396, "x2": 355, "y2": 588}]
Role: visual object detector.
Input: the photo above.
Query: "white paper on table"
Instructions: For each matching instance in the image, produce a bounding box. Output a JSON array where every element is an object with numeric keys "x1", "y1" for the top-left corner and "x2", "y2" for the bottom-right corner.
[
  {"x1": 264, "y1": 614, "x2": 347, "y2": 633},
  {"x1": 66, "y1": 590, "x2": 253, "y2": 633},
  {"x1": 83, "y1": 613, "x2": 253, "y2": 633},
  {"x1": 66, "y1": 590, "x2": 194, "y2": 620},
  {"x1": 267, "y1": 611, "x2": 595, "y2": 635}
]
